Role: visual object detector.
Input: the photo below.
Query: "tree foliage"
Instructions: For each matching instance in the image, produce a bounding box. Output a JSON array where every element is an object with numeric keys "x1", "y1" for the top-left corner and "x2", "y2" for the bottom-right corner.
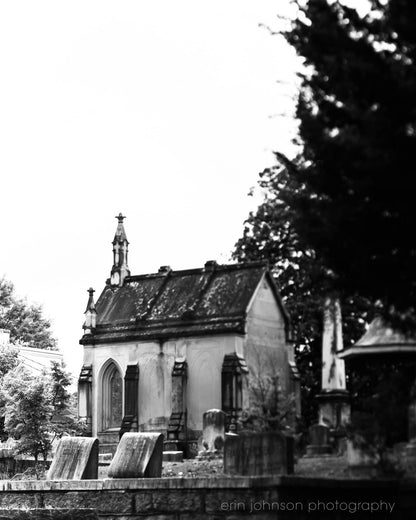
[
  {"x1": 0, "y1": 365, "x2": 53, "y2": 460},
  {"x1": 0, "y1": 359, "x2": 83, "y2": 460},
  {"x1": 0, "y1": 343, "x2": 19, "y2": 380},
  {"x1": 239, "y1": 346, "x2": 297, "y2": 433},
  {"x1": 278, "y1": 0, "x2": 416, "y2": 327},
  {"x1": 235, "y1": 0, "x2": 416, "y2": 429},
  {"x1": 0, "y1": 276, "x2": 57, "y2": 350},
  {"x1": 347, "y1": 358, "x2": 416, "y2": 474}
]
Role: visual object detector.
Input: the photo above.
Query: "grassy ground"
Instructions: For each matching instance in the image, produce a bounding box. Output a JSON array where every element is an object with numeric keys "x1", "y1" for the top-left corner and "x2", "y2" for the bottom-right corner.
[
  {"x1": 163, "y1": 457, "x2": 225, "y2": 478},
  {"x1": 162, "y1": 454, "x2": 352, "y2": 479},
  {"x1": 8, "y1": 453, "x2": 360, "y2": 480},
  {"x1": 295, "y1": 455, "x2": 351, "y2": 479}
]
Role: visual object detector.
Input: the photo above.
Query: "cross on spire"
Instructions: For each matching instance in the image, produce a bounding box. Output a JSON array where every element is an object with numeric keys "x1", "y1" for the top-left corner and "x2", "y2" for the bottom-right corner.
[{"x1": 116, "y1": 213, "x2": 126, "y2": 223}]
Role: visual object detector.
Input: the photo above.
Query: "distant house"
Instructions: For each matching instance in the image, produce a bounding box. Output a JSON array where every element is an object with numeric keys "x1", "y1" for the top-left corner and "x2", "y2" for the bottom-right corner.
[
  {"x1": 0, "y1": 329, "x2": 63, "y2": 374},
  {"x1": 78, "y1": 215, "x2": 300, "y2": 455}
]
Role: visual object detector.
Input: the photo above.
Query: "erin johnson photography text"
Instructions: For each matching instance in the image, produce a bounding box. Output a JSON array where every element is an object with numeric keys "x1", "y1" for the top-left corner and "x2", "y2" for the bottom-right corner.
[{"x1": 220, "y1": 499, "x2": 396, "y2": 514}]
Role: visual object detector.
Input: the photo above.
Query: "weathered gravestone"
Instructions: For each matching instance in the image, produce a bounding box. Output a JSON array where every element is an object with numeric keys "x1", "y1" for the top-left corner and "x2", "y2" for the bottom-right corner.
[
  {"x1": 108, "y1": 432, "x2": 163, "y2": 478},
  {"x1": 47, "y1": 437, "x2": 98, "y2": 480},
  {"x1": 306, "y1": 424, "x2": 332, "y2": 456},
  {"x1": 201, "y1": 409, "x2": 226, "y2": 452},
  {"x1": 224, "y1": 432, "x2": 292, "y2": 476}
]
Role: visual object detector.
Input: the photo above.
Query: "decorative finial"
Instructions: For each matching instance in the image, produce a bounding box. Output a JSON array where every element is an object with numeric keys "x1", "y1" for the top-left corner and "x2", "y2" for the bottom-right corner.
[
  {"x1": 116, "y1": 213, "x2": 126, "y2": 223},
  {"x1": 83, "y1": 287, "x2": 97, "y2": 333},
  {"x1": 85, "y1": 288, "x2": 96, "y2": 313}
]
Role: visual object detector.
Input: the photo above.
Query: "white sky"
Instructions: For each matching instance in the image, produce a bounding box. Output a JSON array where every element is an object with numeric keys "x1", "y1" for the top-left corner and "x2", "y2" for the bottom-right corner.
[{"x1": 0, "y1": 1, "x2": 300, "y2": 380}]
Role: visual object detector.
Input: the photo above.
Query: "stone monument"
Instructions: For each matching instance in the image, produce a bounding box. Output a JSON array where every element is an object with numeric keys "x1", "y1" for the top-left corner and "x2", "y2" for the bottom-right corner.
[
  {"x1": 47, "y1": 437, "x2": 99, "y2": 480},
  {"x1": 202, "y1": 409, "x2": 226, "y2": 450},
  {"x1": 317, "y1": 297, "x2": 350, "y2": 430},
  {"x1": 305, "y1": 424, "x2": 332, "y2": 456},
  {"x1": 108, "y1": 432, "x2": 164, "y2": 478},
  {"x1": 224, "y1": 431, "x2": 291, "y2": 476}
]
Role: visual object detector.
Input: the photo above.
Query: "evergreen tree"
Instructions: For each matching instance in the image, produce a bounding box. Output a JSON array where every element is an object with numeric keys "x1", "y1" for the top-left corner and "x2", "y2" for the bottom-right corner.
[{"x1": 277, "y1": 0, "x2": 416, "y2": 327}]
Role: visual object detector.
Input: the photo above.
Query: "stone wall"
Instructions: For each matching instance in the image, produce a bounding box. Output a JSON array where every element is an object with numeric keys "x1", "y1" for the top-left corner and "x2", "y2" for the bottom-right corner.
[{"x1": 1, "y1": 476, "x2": 416, "y2": 519}]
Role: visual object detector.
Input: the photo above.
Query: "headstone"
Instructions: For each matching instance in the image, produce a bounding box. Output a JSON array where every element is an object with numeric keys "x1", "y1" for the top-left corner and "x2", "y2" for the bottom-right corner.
[
  {"x1": 202, "y1": 409, "x2": 226, "y2": 452},
  {"x1": 310, "y1": 423, "x2": 330, "y2": 445},
  {"x1": 47, "y1": 437, "x2": 98, "y2": 480},
  {"x1": 306, "y1": 424, "x2": 332, "y2": 456},
  {"x1": 224, "y1": 432, "x2": 290, "y2": 476},
  {"x1": 108, "y1": 432, "x2": 163, "y2": 478},
  {"x1": 346, "y1": 440, "x2": 378, "y2": 478}
]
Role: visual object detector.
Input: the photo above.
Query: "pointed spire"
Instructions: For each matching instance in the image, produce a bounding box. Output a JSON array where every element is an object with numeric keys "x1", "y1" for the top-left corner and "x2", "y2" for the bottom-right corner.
[
  {"x1": 110, "y1": 213, "x2": 130, "y2": 286},
  {"x1": 84, "y1": 287, "x2": 96, "y2": 313},
  {"x1": 113, "y1": 213, "x2": 129, "y2": 245},
  {"x1": 83, "y1": 288, "x2": 97, "y2": 334}
]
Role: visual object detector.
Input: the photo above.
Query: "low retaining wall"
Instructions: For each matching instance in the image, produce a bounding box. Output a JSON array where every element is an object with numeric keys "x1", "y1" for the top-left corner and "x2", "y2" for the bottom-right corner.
[{"x1": 1, "y1": 476, "x2": 416, "y2": 519}]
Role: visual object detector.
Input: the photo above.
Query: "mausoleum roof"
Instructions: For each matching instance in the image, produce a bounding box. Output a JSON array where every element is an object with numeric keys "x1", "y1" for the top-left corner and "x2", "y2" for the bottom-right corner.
[
  {"x1": 339, "y1": 316, "x2": 416, "y2": 359},
  {"x1": 80, "y1": 261, "x2": 290, "y2": 344}
]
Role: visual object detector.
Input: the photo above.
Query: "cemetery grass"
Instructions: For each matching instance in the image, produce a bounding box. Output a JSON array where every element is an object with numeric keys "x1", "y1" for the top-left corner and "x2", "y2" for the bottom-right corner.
[
  {"x1": 8, "y1": 455, "x2": 353, "y2": 480},
  {"x1": 162, "y1": 455, "x2": 352, "y2": 479}
]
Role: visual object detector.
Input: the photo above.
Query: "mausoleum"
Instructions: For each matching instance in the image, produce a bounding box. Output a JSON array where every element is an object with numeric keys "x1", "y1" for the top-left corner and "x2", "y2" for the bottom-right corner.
[{"x1": 78, "y1": 215, "x2": 300, "y2": 455}]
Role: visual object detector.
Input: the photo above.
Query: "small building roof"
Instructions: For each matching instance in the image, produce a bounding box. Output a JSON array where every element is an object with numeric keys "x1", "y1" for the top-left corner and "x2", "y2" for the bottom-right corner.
[
  {"x1": 338, "y1": 316, "x2": 416, "y2": 359},
  {"x1": 80, "y1": 261, "x2": 290, "y2": 345}
]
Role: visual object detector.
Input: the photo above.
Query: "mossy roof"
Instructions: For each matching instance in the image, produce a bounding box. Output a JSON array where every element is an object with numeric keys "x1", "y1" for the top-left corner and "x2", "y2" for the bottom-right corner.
[{"x1": 80, "y1": 261, "x2": 289, "y2": 345}]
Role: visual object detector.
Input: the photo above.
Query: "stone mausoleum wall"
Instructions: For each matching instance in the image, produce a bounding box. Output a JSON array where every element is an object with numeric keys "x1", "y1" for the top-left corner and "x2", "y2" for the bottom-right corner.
[
  {"x1": 245, "y1": 277, "x2": 291, "y2": 392},
  {"x1": 85, "y1": 334, "x2": 246, "y2": 436},
  {"x1": 1, "y1": 476, "x2": 416, "y2": 519}
]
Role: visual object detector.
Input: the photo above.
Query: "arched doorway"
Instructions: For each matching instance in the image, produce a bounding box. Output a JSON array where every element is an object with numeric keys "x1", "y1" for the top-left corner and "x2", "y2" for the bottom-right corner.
[{"x1": 101, "y1": 360, "x2": 123, "y2": 431}]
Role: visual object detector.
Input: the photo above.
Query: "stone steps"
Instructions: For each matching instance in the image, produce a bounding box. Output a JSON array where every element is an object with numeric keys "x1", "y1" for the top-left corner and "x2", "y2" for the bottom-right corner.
[
  {"x1": 162, "y1": 451, "x2": 183, "y2": 462},
  {"x1": 99, "y1": 452, "x2": 113, "y2": 464},
  {"x1": 98, "y1": 430, "x2": 120, "y2": 457},
  {"x1": 98, "y1": 431, "x2": 120, "y2": 444},
  {"x1": 98, "y1": 443, "x2": 118, "y2": 456}
]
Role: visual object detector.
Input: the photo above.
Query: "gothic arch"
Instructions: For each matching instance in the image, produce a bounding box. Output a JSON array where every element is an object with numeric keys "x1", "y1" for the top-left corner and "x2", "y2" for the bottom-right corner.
[{"x1": 99, "y1": 358, "x2": 123, "y2": 431}]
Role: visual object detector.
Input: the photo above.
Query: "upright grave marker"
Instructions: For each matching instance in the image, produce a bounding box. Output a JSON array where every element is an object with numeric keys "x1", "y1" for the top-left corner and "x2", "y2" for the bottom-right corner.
[
  {"x1": 108, "y1": 432, "x2": 164, "y2": 478},
  {"x1": 224, "y1": 432, "x2": 291, "y2": 476},
  {"x1": 202, "y1": 409, "x2": 226, "y2": 451},
  {"x1": 306, "y1": 423, "x2": 332, "y2": 456},
  {"x1": 47, "y1": 437, "x2": 99, "y2": 480}
]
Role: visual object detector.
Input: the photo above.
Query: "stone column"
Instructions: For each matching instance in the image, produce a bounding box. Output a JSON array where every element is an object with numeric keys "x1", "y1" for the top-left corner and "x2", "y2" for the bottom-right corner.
[
  {"x1": 317, "y1": 297, "x2": 350, "y2": 429},
  {"x1": 78, "y1": 364, "x2": 93, "y2": 435},
  {"x1": 119, "y1": 364, "x2": 139, "y2": 439}
]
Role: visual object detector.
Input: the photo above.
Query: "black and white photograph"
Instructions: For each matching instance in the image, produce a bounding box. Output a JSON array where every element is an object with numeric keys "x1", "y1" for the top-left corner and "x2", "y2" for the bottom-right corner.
[{"x1": 0, "y1": 0, "x2": 415, "y2": 518}]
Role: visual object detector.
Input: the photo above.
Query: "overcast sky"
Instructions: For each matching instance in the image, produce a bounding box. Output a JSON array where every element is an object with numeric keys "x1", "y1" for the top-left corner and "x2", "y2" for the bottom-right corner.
[{"x1": 0, "y1": 1, "x2": 300, "y2": 378}]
